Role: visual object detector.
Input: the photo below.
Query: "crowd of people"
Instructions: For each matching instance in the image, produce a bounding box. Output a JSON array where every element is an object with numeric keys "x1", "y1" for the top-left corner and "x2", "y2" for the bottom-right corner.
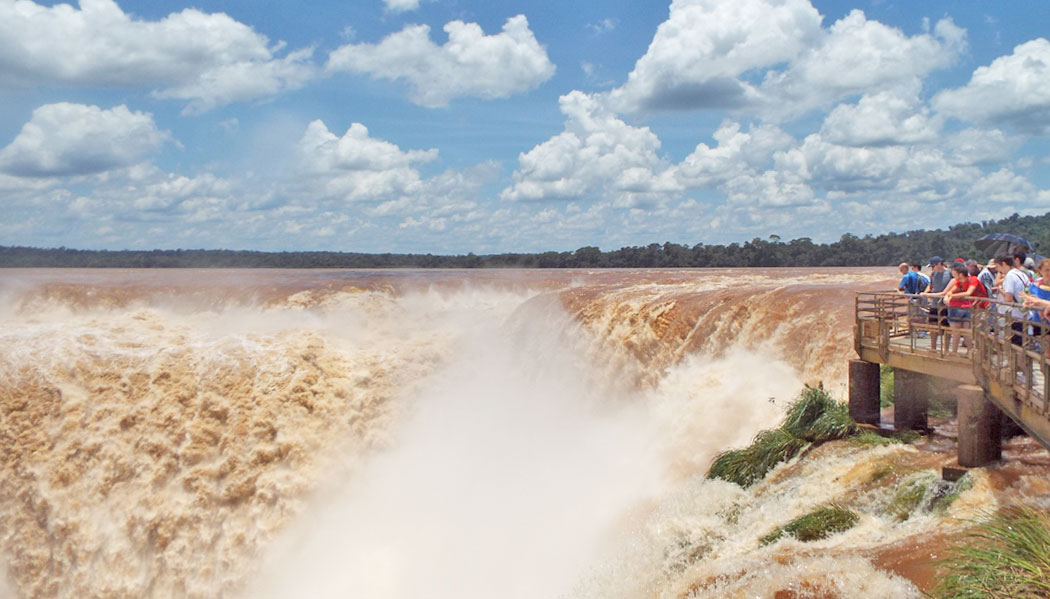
[{"x1": 897, "y1": 250, "x2": 1050, "y2": 355}]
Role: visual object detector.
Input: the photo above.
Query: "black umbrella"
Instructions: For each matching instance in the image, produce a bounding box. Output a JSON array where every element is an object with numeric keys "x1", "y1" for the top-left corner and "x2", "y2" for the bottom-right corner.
[{"x1": 975, "y1": 233, "x2": 1034, "y2": 257}]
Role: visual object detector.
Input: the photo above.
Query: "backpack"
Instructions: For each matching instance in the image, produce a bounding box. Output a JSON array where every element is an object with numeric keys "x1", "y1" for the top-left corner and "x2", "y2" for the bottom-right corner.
[{"x1": 918, "y1": 273, "x2": 930, "y2": 290}]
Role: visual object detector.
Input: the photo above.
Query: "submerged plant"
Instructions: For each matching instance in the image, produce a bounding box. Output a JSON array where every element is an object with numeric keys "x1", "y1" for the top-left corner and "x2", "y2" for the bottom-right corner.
[
  {"x1": 848, "y1": 430, "x2": 903, "y2": 447},
  {"x1": 707, "y1": 385, "x2": 860, "y2": 488},
  {"x1": 782, "y1": 384, "x2": 835, "y2": 437},
  {"x1": 707, "y1": 429, "x2": 807, "y2": 487},
  {"x1": 866, "y1": 462, "x2": 898, "y2": 484},
  {"x1": 933, "y1": 506, "x2": 1050, "y2": 599},
  {"x1": 893, "y1": 429, "x2": 922, "y2": 444},
  {"x1": 885, "y1": 471, "x2": 938, "y2": 521},
  {"x1": 760, "y1": 504, "x2": 860, "y2": 546},
  {"x1": 931, "y1": 472, "x2": 974, "y2": 514},
  {"x1": 782, "y1": 384, "x2": 858, "y2": 442},
  {"x1": 884, "y1": 470, "x2": 973, "y2": 521}
]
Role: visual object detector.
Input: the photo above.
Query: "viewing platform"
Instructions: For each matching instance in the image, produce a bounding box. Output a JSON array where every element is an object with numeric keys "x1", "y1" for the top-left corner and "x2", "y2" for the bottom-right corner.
[{"x1": 852, "y1": 292, "x2": 1050, "y2": 467}]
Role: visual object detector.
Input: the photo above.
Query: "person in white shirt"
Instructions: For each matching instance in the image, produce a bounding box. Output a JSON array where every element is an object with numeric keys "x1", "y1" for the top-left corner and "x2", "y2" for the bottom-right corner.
[{"x1": 996, "y1": 254, "x2": 1029, "y2": 347}]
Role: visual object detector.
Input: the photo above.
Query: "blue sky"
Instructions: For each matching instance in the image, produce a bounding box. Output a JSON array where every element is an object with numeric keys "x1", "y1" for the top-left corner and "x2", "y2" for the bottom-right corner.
[{"x1": 2, "y1": 0, "x2": 1050, "y2": 253}]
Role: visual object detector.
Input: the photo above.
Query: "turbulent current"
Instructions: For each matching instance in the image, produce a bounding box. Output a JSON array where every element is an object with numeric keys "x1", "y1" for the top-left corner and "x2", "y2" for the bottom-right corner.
[{"x1": 1, "y1": 268, "x2": 1047, "y2": 599}]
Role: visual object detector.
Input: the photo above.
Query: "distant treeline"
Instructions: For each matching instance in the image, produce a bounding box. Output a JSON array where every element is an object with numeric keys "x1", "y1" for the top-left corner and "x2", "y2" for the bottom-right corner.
[{"x1": 4, "y1": 212, "x2": 1050, "y2": 268}]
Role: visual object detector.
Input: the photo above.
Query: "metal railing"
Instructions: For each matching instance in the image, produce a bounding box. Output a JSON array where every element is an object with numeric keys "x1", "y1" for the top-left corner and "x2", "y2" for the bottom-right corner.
[
  {"x1": 856, "y1": 292, "x2": 1050, "y2": 444},
  {"x1": 855, "y1": 292, "x2": 972, "y2": 363}
]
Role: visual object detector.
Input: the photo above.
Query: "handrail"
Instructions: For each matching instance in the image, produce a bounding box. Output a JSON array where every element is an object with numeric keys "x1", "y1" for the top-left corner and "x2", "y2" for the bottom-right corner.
[{"x1": 856, "y1": 292, "x2": 1050, "y2": 448}]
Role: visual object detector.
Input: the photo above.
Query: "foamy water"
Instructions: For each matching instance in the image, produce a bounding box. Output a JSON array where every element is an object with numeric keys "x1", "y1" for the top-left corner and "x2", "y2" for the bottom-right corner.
[{"x1": 1, "y1": 268, "x2": 1044, "y2": 599}]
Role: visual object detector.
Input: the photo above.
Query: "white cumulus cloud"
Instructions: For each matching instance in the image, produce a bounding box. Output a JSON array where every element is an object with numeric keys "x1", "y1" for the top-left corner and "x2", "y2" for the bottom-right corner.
[
  {"x1": 757, "y1": 11, "x2": 965, "y2": 119},
  {"x1": 326, "y1": 15, "x2": 555, "y2": 107},
  {"x1": 609, "y1": 0, "x2": 824, "y2": 113},
  {"x1": 294, "y1": 119, "x2": 438, "y2": 203},
  {"x1": 674, "y1": 121, "x2": 795, "y2": 188},
  {"x1": 944, "y1": 128, "x2": 1017, "y2": 167},
  {"x1": 384, "y1": 0, "x2": 420, "y2": 13},
  {"x1": 818, "y1": 87, "x2": 940, "y2": 147},
  {"x1": 501, "y1": 91, "x2": 677, "y2": 207},
  {"x1": 933, "y1": 38, "x2": 1050, "y2": 133},
  {"x1": 0, "y1": 0, "x2": 316, "y2": 113},
  {"x1": 609, "y1": 0, "x2": 965, "y2": 120},
  {"x1": 0, "y1": 103, "x2": 170, "y2": 177},
  {"x1": 722, "y1": 169, "x2": 816, "y2": 208}
]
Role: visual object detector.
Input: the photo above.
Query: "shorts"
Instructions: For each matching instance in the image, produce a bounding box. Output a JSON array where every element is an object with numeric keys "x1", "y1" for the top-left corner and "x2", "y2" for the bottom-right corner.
[
  {"x1": 947, "y1": 308, "x2": 971, "y2": 323},
  {"x1": 928, "y1": 307, "x2": 948, "y2": 326}
]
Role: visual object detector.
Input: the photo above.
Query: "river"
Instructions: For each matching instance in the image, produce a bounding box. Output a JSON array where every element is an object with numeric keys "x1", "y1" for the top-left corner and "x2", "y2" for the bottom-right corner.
[{"x1": 1, "y1": 268, "x2": 1047, "y2": 598}]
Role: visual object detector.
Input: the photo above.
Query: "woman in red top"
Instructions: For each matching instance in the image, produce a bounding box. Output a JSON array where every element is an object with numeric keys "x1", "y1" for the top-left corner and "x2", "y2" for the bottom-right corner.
[{"x1": 943, "y1": 262, "x2": 989, "y2": 354}]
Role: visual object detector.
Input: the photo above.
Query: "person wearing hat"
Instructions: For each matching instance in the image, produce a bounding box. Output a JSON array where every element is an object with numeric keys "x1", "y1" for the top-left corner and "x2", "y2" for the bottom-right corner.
[
  {"x1": 920, "y1": 256, "x2": 952, "y2": 350},
  {"x1": 1024, "y1": 256, "x2": 1038, "y2": 281},
  {"x1": 978, "y1": 258, "x2": 997, "y2": 299}
]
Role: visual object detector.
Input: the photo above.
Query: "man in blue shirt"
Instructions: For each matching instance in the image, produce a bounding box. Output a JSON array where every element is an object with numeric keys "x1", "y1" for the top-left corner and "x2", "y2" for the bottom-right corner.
[
  {"x1": 898, "y1": 262, "x2": 923, "y2": 294},
  {"x1": 899, "y1": 262, "x2": 930, "y2": 338}
]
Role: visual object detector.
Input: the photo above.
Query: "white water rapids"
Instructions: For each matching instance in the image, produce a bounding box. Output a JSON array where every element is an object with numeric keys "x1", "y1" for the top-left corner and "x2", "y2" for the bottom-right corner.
[{"x1": 1, "y1": 268, "x2": 1045, "y2": 598}]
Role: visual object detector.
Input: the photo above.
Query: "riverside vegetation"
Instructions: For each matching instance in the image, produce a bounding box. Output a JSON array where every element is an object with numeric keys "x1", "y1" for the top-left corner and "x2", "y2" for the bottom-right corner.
[
  {"x1": 934, "y1": 506, "x2": 1050, "y2": 599},
  {"x1": 704, "y1": 385, "x2": 1050, "y2": 597},
  {"x1": 3, "y1": 211, "x2": 1050, "y2": 268}
]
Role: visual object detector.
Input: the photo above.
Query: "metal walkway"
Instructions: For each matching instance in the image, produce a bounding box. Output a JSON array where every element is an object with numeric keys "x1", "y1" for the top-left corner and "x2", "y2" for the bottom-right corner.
[{"x1": 855, "y1": 292, "x2": 1050, "y2": 450}]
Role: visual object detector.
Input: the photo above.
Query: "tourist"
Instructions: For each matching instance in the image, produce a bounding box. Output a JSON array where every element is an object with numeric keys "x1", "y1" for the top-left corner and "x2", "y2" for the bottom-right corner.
[
  {"x1": 1021, "y1": 258, "x2": 1050, "y2": 358},
  {"x1": 1025, "y1": 256, "x2": 1038, "y2": 281},
  {"x1": 897, "y1": 262, "x2": 924, "y2": 295},
  {"x1": 942, "y1": 262, "x2": 989, "y2": 354},
  {"x1": 978, "y1": 258, "x2": 997, "y2": 299},
  {"x1": 1014, "y1": 249, "x2": 1035, "y2": 281},
  {"x1": 920, "y1": 256, "x2": 952, "y2": 350},
  {"x1": 911, "y1": 263, "x2": 930, "y2": 292},
  {"x1": 996, "y1": 254, "x2": 1029, "y2": 347},
  {"x1": 965, "y1": 259, "x2": 981, "y2": 278}
]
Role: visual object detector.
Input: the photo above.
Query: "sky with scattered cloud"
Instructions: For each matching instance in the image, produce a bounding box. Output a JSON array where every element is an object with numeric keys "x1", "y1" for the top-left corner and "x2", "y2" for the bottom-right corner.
[{"x1": 2, "y1": 0, "x2": 1050, "y2": 253}]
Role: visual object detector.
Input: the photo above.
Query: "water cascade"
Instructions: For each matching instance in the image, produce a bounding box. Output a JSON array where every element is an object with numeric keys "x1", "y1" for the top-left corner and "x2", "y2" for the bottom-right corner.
[{"x1": 1, "y1": 268, "x2": 1046, "y2": 598}]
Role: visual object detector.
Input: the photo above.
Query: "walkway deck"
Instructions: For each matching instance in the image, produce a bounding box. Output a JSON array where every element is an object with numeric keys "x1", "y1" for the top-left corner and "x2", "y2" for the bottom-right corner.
[{"x1": 855, "y1": 293, "x2": 1050, "y2": 450}]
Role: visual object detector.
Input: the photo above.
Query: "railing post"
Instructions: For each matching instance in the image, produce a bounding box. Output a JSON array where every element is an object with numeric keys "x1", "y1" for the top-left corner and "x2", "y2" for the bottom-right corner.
[
  {"x1": 848, "y1": 359, "x2": 881, "y2": 426},
  {"x1": 957, "y1": 384, "x2": 1002, "y2": 467}
]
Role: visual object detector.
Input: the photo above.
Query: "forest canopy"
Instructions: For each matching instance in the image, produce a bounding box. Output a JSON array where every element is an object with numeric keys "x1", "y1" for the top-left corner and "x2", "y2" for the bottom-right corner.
[{"x1": 3, "y1": 212, "x2": 1048, "y2": 269}]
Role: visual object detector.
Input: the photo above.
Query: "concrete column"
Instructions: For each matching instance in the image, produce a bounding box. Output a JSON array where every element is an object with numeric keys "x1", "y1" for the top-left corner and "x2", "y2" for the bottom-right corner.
[
  {"x1": 893, "y1": 369, "x2": 929, "y2": 431},
  {"x1": 848, "y1": 359, "x2": 881, "y2": 426},
  {"x1": 957, "y1": 385, "x2": 1002, "y2": 467}
]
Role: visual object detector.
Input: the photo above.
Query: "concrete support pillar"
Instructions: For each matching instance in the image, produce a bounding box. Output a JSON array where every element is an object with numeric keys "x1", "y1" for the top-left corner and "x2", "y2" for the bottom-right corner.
[
  {"x1": 957, "y1": 385, "x2": 1002, "y2": 467},
  {"x1": 848, "y1": 359, "x2": 881, "y2": 426},
  {"x1": 893, "y1": 369, "x2": 929, "y2": 431}
]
